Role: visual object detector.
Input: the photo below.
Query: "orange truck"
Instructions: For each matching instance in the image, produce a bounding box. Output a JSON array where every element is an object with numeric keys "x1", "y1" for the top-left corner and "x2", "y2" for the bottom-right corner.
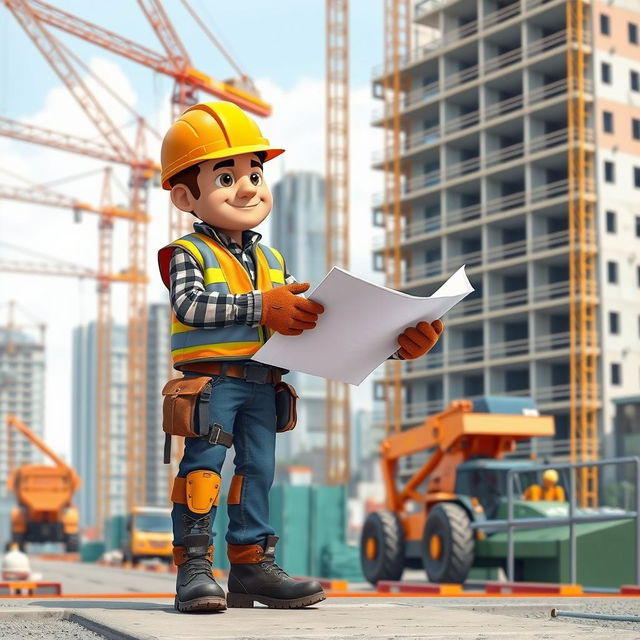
[
  {"x1": 6, "y1": 415, "x2": 81, "y2": 552},
  {"x1": 360, "y1": 397, "x2": 554, "y2": 585}
]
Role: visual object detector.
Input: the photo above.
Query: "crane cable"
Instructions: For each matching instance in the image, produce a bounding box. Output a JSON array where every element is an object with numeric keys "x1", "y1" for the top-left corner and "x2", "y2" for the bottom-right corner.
[{"x1": 182, "y1": 0, "x2": 248, "y2": 80}]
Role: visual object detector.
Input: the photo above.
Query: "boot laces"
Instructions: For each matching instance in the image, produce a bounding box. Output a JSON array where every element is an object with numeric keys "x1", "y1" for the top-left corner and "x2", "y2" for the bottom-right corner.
[
  {"x1": 184, "y1": 555, "x2": 213, "y2": 582},
  {"x1": 183, "y1": 513, "x2": 211, "y2": 537},
  {"x1": 182, "y1": 513, "x2": 213, "y2": 581},
  {"x1": 262, "y1": 558, "x2": 288, "y2": 579}
]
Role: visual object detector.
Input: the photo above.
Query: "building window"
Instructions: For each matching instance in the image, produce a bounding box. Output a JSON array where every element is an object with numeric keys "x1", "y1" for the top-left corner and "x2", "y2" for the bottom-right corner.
[
  {"x1": 609, "y1": 311, "x2": 620, "y2": 334},
  {"x1": 601, "y1": 62, "x2": 612, "y2": 84},
  {"x1": 633, "y1": 70, "x2": 640, "y2": 92},
  {"x1": 637, "y1": 265, "x2": 640, "y2": 287},
  {"x1": 638, "y1": 315, "x2": 640, "y2": 338},
  {"x1": 604, "y1": 160, "x2": 615, "y2": 183},
  {"x1": 611, "y1": 363, "x2": 621, "y2": 386},
  {"x1": 603, "y1": 111, "x2": 614, "y2": 133},
  {"x1": 630, "y1": 22, "x2": 639, "y2": 45},
  {"x1": 600, "y1": 14, "x2": 611, "y2": 35},
  {"x1": 635, "y1": 167, "x2": 640, "y2": 188},
  {"x1": 606, "y1": 210, "x2": 616, "y2": 233},
  {"x1": 634, "y1": 119, "x2": 640, "y2": 141},
  {"x1": 636, "y1": 215, "x2": 640, "y2": 238},
  {"x1": 608, "y1": 261, "x2": 618, "y2": 283}
]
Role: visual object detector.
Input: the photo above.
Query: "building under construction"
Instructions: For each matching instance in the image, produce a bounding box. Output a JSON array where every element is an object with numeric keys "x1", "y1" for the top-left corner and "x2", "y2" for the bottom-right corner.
[
  {"x1": 373, "y1": 0, "x2": 640, "y2": 483},
  {"x1": 0, "y1": 324, "x2": 46, "y2": 500}
]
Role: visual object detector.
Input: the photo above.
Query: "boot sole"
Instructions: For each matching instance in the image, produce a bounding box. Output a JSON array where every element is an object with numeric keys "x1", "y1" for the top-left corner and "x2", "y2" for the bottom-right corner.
[
  {"x1": 226, "y1": 590, "x2": 326, "y2": 609},
  {"x1": 174, "y1": 594, "x2": 227, "y2": 613}
]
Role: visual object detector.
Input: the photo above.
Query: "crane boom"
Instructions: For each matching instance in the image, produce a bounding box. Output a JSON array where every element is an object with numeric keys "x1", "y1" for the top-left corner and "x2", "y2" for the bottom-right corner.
[
  {"x1": 7, "y1": 0, "x2": 272, "y2": 116},
  {"x1": 0, "y1": 182, "x2": 146, "y2": 222},
  {"x1": 0, "y1": 116, "x2": 124, "y2": 164},
  {"x1": 7, "y1": 415, "x2": 80, "y2": 486}
]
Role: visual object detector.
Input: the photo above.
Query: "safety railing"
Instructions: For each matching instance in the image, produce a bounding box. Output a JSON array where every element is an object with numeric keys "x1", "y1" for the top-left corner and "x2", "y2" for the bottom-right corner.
[{"x1": 471, "y1": 458, "x2": 640, "y2": 584}]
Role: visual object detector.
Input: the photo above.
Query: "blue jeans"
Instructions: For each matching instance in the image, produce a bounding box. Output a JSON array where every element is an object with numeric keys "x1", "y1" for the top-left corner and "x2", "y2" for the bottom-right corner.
[{"x1": 171, "y1": 372, "x2": 277, "y2": 547}]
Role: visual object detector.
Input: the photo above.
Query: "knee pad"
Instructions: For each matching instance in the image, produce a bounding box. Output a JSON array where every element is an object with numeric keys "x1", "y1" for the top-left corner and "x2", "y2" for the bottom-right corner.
[{"x1": 171, "y1": 470, "x2": 221, "y2": 514}]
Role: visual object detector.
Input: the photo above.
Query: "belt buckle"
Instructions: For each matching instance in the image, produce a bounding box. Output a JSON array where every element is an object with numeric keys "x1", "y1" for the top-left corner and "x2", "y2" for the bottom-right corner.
[{"x1": 244, "y1": 364, "x2": 270, "y2": 384}]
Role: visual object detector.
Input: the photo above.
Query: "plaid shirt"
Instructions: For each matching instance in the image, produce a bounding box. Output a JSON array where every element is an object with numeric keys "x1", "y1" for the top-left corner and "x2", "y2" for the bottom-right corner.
[
  {"x1": 169, "y1": 220, "x2": 403, "y2": 358},
  {"x1": 169, "y1": 221, "x2": 296, "y2": 329}
]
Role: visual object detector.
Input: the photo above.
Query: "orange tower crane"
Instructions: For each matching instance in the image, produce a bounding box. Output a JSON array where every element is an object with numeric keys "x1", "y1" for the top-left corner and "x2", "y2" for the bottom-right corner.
[
  {"x1": 566, "y1": 0, "x2": 598, "y2": 506},
  {"x1": 0, "y1": 169, "x2": 143, "y2": 533},
  {"x1": 381, "y1": 0, "x2": 411, "y2": 437},
  {"x1": 3, "y1": 0, "x2": 272, "y2": 522},
  {"x1": 325, "y1": 0, "x2": 351, "y2": 485}
]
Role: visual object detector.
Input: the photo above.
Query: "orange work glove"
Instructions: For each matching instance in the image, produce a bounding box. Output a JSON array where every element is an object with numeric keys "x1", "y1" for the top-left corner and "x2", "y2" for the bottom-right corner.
[
  {"x1": 261, "y1": 283, "x2": 324, "y2": 336},
  {"x1": 397, "y1": 319, "x2": 444, "y2": 360}
]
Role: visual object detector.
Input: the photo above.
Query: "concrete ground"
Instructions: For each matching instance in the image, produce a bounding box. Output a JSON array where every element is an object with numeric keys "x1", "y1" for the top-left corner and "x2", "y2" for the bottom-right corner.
[{"x1": 0, "y1": 559, "x2": 638, "y2": 639}]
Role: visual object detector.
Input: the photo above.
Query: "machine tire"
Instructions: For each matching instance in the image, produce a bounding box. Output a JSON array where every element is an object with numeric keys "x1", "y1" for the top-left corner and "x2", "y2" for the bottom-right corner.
[
  {"x1": 65, "y1": 534, "x2": 79, "y2": 553},
  {"x1": 422, "y1": 502, "x2": 474, "y2": 584},
  {"x1": 360, "y1": 510, "x2": 405, "y2": 586}
]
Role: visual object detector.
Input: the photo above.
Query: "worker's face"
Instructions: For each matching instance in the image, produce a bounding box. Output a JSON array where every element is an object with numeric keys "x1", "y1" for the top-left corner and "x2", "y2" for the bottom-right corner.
[{"x1": 171, "y1": 153, "x2": 272, "y2": 232}]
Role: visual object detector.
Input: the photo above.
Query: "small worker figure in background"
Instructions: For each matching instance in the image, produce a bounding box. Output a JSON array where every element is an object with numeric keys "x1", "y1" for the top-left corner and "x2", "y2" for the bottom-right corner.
[
  {"x1": 523, "y1": 469, "x2": 566, "y2": 502},
  {"x1": 158, "y1": 101, "x2": 444, "y2": 613}
]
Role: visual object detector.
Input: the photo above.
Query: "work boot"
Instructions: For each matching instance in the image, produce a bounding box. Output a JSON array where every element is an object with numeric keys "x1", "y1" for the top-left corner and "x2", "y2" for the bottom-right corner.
[
  {"x1": 174, "y1": 514, "x2": 226, "y2": 613},
  {"x1": 226, "y1": 535, "x2": 325, "y2": 608}
]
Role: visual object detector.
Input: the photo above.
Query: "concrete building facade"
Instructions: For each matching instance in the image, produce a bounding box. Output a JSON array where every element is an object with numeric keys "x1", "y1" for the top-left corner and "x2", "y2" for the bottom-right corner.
[
  {"x1": 145, "y1": 302, "x2": 170, "y2": 508},
  {"x1": 0, "y1": 328, "x2": 45, "y2": 500},
  {"x1": 72, "y1": 322, "x2": 128, "y2": 529},
  {"x1": 271, "y1": 172, "x2": 328, "y2": 475},
  {"x1": 371, "y1": 0, "x2": 640, "y2": 457}
]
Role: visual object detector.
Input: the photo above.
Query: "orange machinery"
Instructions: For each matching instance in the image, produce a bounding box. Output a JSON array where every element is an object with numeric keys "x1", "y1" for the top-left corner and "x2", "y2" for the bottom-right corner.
[
  {"x1": 6, "y1": 415, "x2": 81, "y2": 552},
  {"x1": 360, "y1": 398, "x2": 555, "y2": 585}
]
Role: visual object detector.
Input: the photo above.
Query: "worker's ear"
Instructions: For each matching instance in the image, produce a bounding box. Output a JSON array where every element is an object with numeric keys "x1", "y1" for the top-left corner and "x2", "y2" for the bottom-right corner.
[{"x1": 170, "y1": 184, "x2": 196, "y2": 212}]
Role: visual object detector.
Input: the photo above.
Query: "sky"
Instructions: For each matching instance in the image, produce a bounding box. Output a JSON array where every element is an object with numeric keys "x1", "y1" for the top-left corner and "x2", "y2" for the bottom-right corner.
[{"x1": 0, "y1": 1, "x2": 385, "y2": 460}]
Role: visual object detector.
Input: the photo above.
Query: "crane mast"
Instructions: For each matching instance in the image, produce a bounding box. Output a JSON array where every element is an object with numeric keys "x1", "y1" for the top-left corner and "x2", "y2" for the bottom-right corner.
[{"x1": 325, "y1": 0, "x2": 351, "y2": 485}]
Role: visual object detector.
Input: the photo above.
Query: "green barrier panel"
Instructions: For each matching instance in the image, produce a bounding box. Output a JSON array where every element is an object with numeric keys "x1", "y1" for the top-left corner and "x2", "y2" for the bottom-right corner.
[
  {"x1": 81, "y1": 541, "x2": 105, "y2": 563},
  {"x1": 310, "y1": 485, "x2": 347, "y2": 577}
]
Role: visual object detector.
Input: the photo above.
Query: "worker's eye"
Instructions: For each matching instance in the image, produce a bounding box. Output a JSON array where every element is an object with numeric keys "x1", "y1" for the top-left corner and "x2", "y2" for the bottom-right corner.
[
  {"x1": 249, "y1": 172, "x2": 262, "y2": 186},
  {"x1": 215, "y1": 172, "x2": 235, "y2": 187}
]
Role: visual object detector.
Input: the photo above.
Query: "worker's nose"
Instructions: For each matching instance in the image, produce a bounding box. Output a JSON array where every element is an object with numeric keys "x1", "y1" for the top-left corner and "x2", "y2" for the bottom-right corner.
[{"x1": 235, "y1": 176, "x2": 258, "y2": 201}]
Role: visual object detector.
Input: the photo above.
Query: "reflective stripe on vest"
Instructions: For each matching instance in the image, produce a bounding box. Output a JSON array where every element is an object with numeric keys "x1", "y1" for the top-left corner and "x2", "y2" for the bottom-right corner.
[{"x1": 162, "y1": 232, "x2": 285, "y2": 367}]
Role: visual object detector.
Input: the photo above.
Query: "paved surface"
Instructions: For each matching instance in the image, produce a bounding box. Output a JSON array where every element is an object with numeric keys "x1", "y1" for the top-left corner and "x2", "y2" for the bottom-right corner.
[
  {"x1": 1, "y1": 560, "x2": 639, "y2": 639},
  {"x1": 0, "y1": 609, "x2": 106, "y2": 639},
  {"x1": 1, "y1": 597, "x2": 640, "y2": 639}
]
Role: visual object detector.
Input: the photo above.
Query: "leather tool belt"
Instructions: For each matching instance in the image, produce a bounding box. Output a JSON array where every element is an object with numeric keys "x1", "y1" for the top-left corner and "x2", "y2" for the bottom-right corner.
[
  {"x1": 161, "y1": 363, "x2": 297, "y2": 464},
  {"x1": 182, "y1": 361, "x2": 283, "y2": 384}
]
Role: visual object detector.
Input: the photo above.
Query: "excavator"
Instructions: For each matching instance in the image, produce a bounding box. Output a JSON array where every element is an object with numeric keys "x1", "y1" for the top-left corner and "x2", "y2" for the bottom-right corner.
[
  {"x1": 6, "y1": 415, "x2": 81, "y2": 552},
  {"x1": 360, "y1": 397, "x2": 555, "y2": 585}
]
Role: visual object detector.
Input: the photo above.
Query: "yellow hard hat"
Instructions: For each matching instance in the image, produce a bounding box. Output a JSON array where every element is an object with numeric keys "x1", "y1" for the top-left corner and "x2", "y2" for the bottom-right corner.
[
  {"x1": 543, "y1": 469, "x2": 559, "y2": 484},
  {"x1": 161, "y1": 101, "x2": 285, "y2": 189}
]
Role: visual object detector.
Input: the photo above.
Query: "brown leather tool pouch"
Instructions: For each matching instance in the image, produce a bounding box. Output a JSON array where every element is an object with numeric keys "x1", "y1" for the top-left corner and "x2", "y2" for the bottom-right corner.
[
  {"x1": 161, "y1": 375, "x2": 212, "y2": 462},
  {"x1": 275, "y1": 382, "x2": 298, "y2": 433}
]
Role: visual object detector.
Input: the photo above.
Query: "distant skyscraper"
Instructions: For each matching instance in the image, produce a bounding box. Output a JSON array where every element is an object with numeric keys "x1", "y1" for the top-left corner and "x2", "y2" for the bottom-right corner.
[
  {"x1": 0, "y1": 328, "x2": 45, "y2": 500},
  {"x1": 146, "y1": 303, "x2": 170, "y2": 507},
  {"x1": 271, "y1": 172, "x2": 327, "y2": 471},
  {"x1": 72, "y1": 322, "x2": 128, "y2": 529}
]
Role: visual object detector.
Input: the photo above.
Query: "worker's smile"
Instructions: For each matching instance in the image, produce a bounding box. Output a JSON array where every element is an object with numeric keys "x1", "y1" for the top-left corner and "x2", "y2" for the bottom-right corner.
[{"x1": 226, "y1": 200, "x2": 262, "y2": 209}]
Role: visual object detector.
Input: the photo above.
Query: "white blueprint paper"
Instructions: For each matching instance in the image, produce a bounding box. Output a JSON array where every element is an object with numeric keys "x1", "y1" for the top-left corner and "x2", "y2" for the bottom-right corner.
[{"x1": 252, "y1": 265, "x2": 474, "y2": 386}]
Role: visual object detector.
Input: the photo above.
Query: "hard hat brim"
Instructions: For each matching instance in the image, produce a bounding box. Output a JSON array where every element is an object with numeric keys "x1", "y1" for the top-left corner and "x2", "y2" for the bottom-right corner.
[{"x1": 162, "y1": 145, "x2": 285, "y2": 190}]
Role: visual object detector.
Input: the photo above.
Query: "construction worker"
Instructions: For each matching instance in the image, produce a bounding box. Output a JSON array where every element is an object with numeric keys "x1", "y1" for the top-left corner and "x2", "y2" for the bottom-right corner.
[
  {"x1": 158, "y1": 101, "x2": 444, "y2": 613},
  {"x1": 523, "y1": 469, "x2": 566, "y2": 502}
]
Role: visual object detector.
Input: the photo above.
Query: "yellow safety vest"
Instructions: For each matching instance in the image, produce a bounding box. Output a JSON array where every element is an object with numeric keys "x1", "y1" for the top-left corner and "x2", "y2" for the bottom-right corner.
[{"x1": 158, "y1": 232, "x2": 285, "y2": 369}]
